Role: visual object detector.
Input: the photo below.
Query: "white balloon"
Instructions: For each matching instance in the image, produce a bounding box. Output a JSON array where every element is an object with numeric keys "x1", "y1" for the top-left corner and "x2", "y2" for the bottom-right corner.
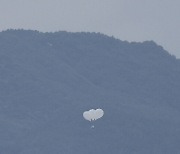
[{"x1": 83, "y1": 108, "x2": 104, "y2": 121}]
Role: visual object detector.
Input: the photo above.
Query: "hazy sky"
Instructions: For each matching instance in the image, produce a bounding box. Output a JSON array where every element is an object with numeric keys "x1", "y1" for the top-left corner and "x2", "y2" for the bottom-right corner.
[{"x1": 0, "y1": 0, "x2": 180, "y2": 58}]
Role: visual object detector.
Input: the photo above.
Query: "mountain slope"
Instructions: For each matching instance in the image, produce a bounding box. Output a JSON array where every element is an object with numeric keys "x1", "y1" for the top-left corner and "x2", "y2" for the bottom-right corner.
[{"x1": 0, "y1": 29, "x2": 180, "y2": 154}]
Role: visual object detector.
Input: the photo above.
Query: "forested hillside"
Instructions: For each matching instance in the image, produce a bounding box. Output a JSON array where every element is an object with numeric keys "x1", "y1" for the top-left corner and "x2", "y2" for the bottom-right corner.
[{"x1": 0, "y1": 29, "x2": 180, "y2": 154}]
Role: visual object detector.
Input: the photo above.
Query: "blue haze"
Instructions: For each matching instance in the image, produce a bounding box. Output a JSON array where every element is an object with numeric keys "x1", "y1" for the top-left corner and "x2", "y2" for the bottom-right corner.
[{"x1": 0, "y1": 30, "x2": 180, "y2": 153}]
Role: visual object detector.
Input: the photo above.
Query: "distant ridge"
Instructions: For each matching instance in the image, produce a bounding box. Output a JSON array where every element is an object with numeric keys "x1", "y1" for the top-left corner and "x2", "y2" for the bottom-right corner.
[{"x1": 0, "y1": 29, "x2": 180, "y2": 154}]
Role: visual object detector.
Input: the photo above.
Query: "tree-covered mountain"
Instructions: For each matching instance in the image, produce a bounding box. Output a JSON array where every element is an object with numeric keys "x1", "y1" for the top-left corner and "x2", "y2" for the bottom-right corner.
[{"x1": 0, "y1": 29, "x2": 180, "y2": 154}]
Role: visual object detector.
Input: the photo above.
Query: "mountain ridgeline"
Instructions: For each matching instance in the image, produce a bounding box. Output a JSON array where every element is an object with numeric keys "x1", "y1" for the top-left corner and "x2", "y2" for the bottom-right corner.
[{"x1": 0, "y1": 29, "x2": 180, "y2": 154}]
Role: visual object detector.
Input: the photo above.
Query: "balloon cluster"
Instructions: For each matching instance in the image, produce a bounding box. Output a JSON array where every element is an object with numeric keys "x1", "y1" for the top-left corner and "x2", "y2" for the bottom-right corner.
[{"x1": 83, "y1": 109, "x2": 104, "y2": 121}]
